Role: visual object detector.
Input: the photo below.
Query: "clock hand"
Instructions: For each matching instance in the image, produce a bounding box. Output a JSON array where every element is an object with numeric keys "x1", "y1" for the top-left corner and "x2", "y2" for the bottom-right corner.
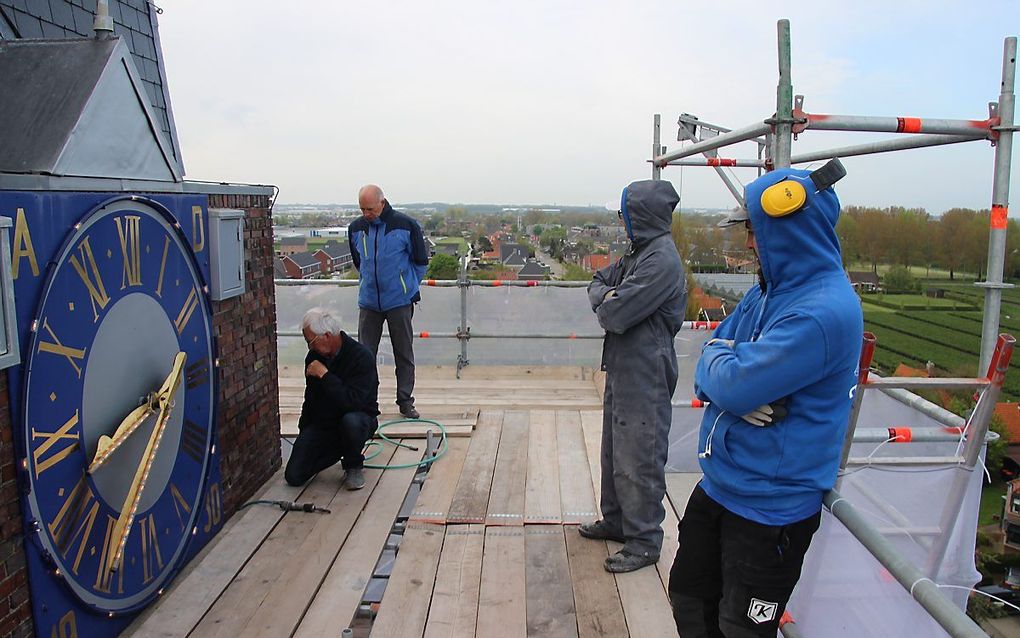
[
  {"x1": 88, "y1": 399, "x2": 157, "y2": 474},
  {"x1": 104, "y1": 352, "x2": 186, "y2": 573}
]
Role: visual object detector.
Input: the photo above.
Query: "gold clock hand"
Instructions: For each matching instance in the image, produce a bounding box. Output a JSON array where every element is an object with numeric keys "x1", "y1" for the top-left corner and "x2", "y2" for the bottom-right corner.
[
  {"x1": 104, "y1": 352, "x2": 186, "y2": 573},
  {"x1": 88, "y1": 400, "x2": 156, "y2": 474}
]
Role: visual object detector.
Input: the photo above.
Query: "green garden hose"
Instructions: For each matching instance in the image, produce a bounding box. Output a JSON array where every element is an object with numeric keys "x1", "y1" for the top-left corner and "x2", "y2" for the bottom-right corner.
[{"x1": 362, "y1": 417, "x2": 449, "y2": 469}]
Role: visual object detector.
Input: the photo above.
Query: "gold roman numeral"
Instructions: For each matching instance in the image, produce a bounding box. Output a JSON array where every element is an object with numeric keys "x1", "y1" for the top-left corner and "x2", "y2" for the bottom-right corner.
[
  {"x1": 32, "y1": 410, "x2": 80, "y2": 478},
  {"x1": 94, "y1": 515, "x2": 124, "y2": 594},
  {"x1": 156, "y1": 236, "x2": 170, "y2": 298},
  {"x1": 175, "y1": 287, "x2": 198, "y2": 334},
  {"x1": 114, "y1": 215, "x2": 142, "y2": 289},
  {"x1": 203, "y1": 482, "x2": 222, "y2": 534},
  {"x1": 138, "y1": 514, "x2": 165, "y2": 584},
  {"x1": 49, "y1": 610, "x2": 78, "y2": 638},
  {"x1": 169, "y1": 483, "x2": 192, "y2": 531},
  {"x1": 48, "y1": 476, "x2": 99, "y2": 576},
  {"x1": 68, "y1": 237, "x2": 109, "y2": 322},
  {"x1": 37, "y1": 317, "x2": 87, "y2": 378},
  {"x1": 185, "y1": 357, "x2": 209, "y2": 389}
]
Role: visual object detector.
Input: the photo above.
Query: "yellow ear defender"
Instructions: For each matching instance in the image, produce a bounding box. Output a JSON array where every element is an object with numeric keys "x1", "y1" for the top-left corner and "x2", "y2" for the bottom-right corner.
[{"x1": 759, "y1": 158, "x2": 848, "y2": 218}]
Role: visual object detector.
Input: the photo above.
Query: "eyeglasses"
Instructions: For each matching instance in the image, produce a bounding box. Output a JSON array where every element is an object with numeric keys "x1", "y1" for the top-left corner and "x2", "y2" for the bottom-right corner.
[
  {"x1": 617, "y1": 210, "x2": 623, "y2": 221},
  {"x1": 306, "y1": 334, "x2": 324, "y2": 349}
]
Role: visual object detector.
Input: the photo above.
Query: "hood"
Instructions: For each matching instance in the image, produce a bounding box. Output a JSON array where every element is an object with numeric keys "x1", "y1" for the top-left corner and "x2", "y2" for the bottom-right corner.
[
  {"x1": 620, "y1": 180, "x2": 678, "y2": 244},
  {"x1": 745, "y1": 168, "x2": 844, "y2": 292}
]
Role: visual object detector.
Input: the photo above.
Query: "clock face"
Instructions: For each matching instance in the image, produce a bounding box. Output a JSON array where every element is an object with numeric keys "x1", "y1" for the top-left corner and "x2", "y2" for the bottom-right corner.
[{"x1": 20, "y1": 198, "x2": 215, "y2": 612}]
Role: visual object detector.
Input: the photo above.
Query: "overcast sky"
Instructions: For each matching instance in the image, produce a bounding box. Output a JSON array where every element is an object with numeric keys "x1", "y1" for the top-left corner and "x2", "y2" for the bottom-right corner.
[{"x1": 158, "y1": 1, "x2": 1018, "y2": 213}]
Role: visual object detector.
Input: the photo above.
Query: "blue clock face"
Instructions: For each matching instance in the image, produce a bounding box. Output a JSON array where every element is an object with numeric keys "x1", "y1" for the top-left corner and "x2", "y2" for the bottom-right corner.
[{"x1": 21, "y1": 198, "x2": 215, "y2": 612}]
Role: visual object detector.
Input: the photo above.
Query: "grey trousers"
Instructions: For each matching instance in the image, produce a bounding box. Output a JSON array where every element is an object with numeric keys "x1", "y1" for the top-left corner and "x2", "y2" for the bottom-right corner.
[
  {"x1": 359, "y1": 303, "x2": 416, "y2": 409},
  {"x1": 599, "y1": 381, "x2": 671, "y2": 557}
]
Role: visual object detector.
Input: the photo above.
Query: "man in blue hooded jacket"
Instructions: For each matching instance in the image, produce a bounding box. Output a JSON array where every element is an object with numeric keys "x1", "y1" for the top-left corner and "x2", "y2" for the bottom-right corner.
[
  {"x1": 580, "y1": 179, "x2": 687, "y2": 573},
  {"x1": 669, "y1": 163, "x2": 861, "y2": 637},
  {"x1": 349, "y1": 185, "x2": 430, "y2": 419}
]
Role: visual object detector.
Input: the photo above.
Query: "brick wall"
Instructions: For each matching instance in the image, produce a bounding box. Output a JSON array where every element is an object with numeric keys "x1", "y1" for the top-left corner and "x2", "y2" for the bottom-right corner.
[
  {"x1": 208, "y1": 193, "x2": 282, "y2": 517},
  {"x1": 0, "y1": 371, "x2": 32, "y2": 638}
]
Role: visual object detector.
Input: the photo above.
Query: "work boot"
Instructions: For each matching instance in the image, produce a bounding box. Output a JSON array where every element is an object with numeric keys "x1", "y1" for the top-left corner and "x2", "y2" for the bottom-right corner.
[
  {"x1": 399, "y1": 404, "x2": 420, "y2": 419},
  {"x1": 344, "y1": 468, "x2": 365, "y2": 490},
  {"x1": 604, "y1": 549, "x2": 658, "y2": 573},
  {"x1": 578, "y1": 519, "x2": 625, "y2": 543}
]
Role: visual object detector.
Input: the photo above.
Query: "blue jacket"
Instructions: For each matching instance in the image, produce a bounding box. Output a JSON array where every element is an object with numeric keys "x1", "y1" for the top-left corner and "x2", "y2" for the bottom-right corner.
[
  {"x1": 696, "y1": 168, "x2": 863, "y2": 526},
  {"x1": 348, "y1": 203, "x2": 429, "y2": 312}
]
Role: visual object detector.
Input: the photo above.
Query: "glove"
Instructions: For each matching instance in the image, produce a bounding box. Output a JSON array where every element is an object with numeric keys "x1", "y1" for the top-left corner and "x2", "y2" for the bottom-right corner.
[
  {"x1": 706, "y1": 338, "x2": 735, "y2": 348},
  {"x1": 603, "y1": 289, "x2": 616, "y2": 302},
  {"x1": 740, "y1": 397, "x2": 789, "y2": 427}
]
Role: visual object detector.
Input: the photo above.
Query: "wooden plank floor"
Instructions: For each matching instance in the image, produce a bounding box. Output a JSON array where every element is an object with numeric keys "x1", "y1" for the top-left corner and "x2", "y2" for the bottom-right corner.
[{"x1": 125, "y1": 367, "x2": 684, "y2": 637}]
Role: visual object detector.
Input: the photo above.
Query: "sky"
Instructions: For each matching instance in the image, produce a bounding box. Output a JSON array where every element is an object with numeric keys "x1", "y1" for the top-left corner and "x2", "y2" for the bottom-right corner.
[{"x1": 157, "y1": 1, "x2": 1019, "y2": 213}]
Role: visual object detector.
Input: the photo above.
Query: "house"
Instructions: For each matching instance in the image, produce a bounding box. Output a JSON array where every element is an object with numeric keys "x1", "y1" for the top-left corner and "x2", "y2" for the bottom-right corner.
[
  {"x1": 281, "y1": 251, "x2": 321, "y2": 279},
  {"x1": 314, "y1": 241, "x2": 353, "y2": 275},
  {"x1": 848, "y1": 271, "x2": 881, "y2": 293},
  {"x1": 503, "y1": 249, "x2": 527, "y2": 268},
  {"x1": 517, "y1": 260, "x2": 549, "y2": 281},
  {"x1": 1003, "y1": 477, "x2": 1020, "y2": 551},
  {"x1": 278, "y1": 235, "x2": 307, "y2": 256},
  {"x1": 500, "y1": 243, "x2": 528, "y2": 265},
  {"x1": 273, "y1": 258, "x2": 288, "y2": 280},
  {"x1": 584, "y1": 254, "x2": 611, "y2": 272}
]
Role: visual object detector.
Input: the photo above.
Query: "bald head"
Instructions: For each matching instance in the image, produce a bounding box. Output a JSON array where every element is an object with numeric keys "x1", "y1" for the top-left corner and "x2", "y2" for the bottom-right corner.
[{"x1": 358, "y1": 184, "x2": 386, "y2": 222}]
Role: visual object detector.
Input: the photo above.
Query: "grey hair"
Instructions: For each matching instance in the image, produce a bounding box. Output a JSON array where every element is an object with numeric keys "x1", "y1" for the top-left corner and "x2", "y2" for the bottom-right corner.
[
  {"x1": 302, "y1": 309, "x2": 342, "y2": 336},
  {"x1": 358, "y1": 184, "x2": 385, "y2": 202}
]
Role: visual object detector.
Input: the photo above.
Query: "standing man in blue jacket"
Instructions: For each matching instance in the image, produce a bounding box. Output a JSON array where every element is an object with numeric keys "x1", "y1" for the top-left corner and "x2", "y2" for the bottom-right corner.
[
  {"x1": 349, "y1": 185, "x2": 430, "y2": 419},
  {"x1": 581, "y1": 179, "x2": 687, "y2": 573},
  {"x1": 669, "y1": 162, "x2": 860, "y2": 637}
]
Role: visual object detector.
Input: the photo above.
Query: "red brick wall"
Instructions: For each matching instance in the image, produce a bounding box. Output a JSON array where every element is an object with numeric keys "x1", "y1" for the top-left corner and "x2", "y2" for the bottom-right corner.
[
  {"x1": 0, "y1": 372, "x2": 32, "y2": 638},
  {"x1": 208, "y1": 194, "x2": 282, "y2": 517}
]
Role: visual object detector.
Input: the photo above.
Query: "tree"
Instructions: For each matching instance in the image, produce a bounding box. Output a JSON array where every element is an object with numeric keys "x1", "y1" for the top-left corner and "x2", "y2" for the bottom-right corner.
[
  {"x1": 477, "y1": 235, "x2": 493, "y2": 253},
  {"x1": 426, "y1": 253, "x2": 460, "y2": 279},
  {"x1": 884, "y1": 265, "x2": 914, "y2": 292},
  {"x1": 938, "y1": 208, "x2": 977, "y2": 280}
]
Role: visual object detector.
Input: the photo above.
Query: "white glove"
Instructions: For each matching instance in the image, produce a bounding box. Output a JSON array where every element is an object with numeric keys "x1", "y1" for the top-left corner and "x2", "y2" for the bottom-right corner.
[
  {"x1": 741, "y1": 404, "x2": 774, "y2": 427},
  {"x1": 603, "y1": 289, "x2": 616, "y2": 302},
  {"x1": 706, "y1": 338, "x2": 735, "y2": 348}
]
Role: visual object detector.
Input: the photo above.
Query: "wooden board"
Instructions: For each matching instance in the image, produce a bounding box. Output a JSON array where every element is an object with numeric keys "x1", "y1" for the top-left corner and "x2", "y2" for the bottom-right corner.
[
  {"x1": 410, "y1": 437, "x2": 471, "y2": 524},
  {"x1": 609, "y1": 541, "x2": 678, "y2": 638},
  {"x1": 556, "y1": 411, "x2": 598, "y2": 525},
  {"x1": 525, "y1": 527, "x2": 578, "y2": 638},
  {"x1": 370, "y1": 523, "x2": 447, "y2": 637},
  {"x1": 447, "y1": 411, "x2": 504, "y2": 523},
  {"x1": 423, "y1": 525, "x2": 485, "y2": 638},
  {"x1": 123, "y1": 469, "x2": 306, "y2": 637},
  {"x1": 563, "y1": 530, "x2": 628, "y2": 638},
  {"x1": 579, "y1": 411, "x2": 604, "y2": 505},
  {"x1": 656, "y1": 494, "x2": 680, "y2": 593},
  {"x1": 280, "y1": 415, "x2": 478, "y2": 437},
  {"x1": 189, "y1": 464, "x2": 353, "y2": 638},
  {"x1": 476, "y1": 528, "x2": 527, "y2": 638},
  {"x1": 278, "y1": 377, "x2": 600, "y2": 390},
  {"x1": 485, "y1": 410, "x2": 529, "y2": 526},
  {"x1": 247, "y1": 443, "x2": 419, "y2": 637},
  {"x1": 525, "y1": 410, "x2": 561, "y2": 524}
]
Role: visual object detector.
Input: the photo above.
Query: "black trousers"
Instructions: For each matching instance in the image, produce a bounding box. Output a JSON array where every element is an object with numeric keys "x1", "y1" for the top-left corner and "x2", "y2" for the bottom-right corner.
[
  {"x1": 284, "y1": 411, "x2": 377, "y2": 486},
  {"x1": 668, "y1": 485, "x2": 820, "y2": 638},
  {"x1": 359, "y1": 304, "x2": 416, "y2": 410}
]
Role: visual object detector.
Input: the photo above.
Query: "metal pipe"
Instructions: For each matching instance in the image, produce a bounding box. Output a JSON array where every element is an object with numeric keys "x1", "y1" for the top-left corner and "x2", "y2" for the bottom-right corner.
[
  {"x1": 675, "y1": 125, "x2": 747, "y2": 207},
  {"x1": 789, "y1": 134, "x2": 980, "y2": 165},
  {"x1": 653, "y1": 122, "x2": 772, "y2": 165},
  {"x1": 774, "y1": 19, "x2": 793, "y2": 168},
  {"x1": 458, "y1": 255, "x2": 469, "y2": 374},
  {"x1": 864, "y1": 377, "x2": 988, "y2": 391},
  {"x1": 879, "y1": 386, "x2": 966, "y2": 430},
  {"x1": 93, "y1": 0, "x2": 114, "y2": 38},
  {"x1": 666, "y1": 158, "x2": 766, "y2": 168},
  {"x1": 846, "y1": 456, "x2": 968, "y2": 466},
  {"x1": 839, "y1": 333, "x2": 875, "y2": 475},
  {"x1": 979, "y1": 37, "x2": 1017, "y2": 372},
  {"x1": 274, "y1": 278, "x2": 594, "y2": 288},
  {"x1": 653, "y1": 114, "x2": 662, "y2": 180},
  {"x1": 678, "y1": 113, "x2": 768, "y2": 148},
  {"x1": 799, "y1": 113, "x2": 994, "y2": 138},
  {"x1": 825, "y1": 490, "x2": 987, "y2": 638}
]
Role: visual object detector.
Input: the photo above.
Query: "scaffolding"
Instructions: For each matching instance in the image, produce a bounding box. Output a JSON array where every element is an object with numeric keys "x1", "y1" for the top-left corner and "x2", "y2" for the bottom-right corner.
[{"x1": 650, "y1": 20, "x2": 1017, "y2": 638}]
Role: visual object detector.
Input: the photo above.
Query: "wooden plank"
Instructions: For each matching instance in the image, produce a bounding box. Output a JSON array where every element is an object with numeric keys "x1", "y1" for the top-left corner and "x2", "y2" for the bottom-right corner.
[
  {"x1": 525, "y1": 527, "x2": 578, "y2": 638},
  {"x1": 476, "y1": 527, "x2": 527, "y2": 638},
  {"x1": 123, "y1": 469, "x2": 306, "y2": 637},
  {"x1": 189, "y1": 463, "x2": 355, "y2": 638},
  {"x1": 564, "y1": 530, "x2": 628, "y2": 638},
  {"x1": 485, "y1": 411, "x2": 529, "y2": 526},
  {"x1": 593, "y1": 371, "x2": 606, "y2": 403},
  {"x1": 609, "y1": 541, "x2": 679, "y2": 638},
  {"x1": 579, "y1": 411, "x2": 603, "y2": 505},
  {"x1": 423, "y1": 525, "x2": 485, "y2": 638},
  {"x1": 410, "y1": 437, "x2": 471, "y2": 524},
  {"x1": 370, "y1": 523, "x2": 447, "y2": 637},
  {"x1": 525, "y1": 410, "x2": 561, "y2": 524},
  {"x1": 447, "y1": 411, "x2": 504, "y2": 524},
  {"x1": 245, "y1": 444, "x2": 420, "y2": 637},
  {"x1": 556, "y1": 411, "x2": 598, "y2": 525},
  {"x1": 278, "y1": 377, "x2": 599, "y2": 390},
  {"x1": 280, "y1": 397, "x2": 601, "y2": 409},
  {"x1": 656, "y1": 494, "x2": 680, "y2": 594},
  {"x1": 280, "y1": 416, "x2": 477, "y2": 437}
]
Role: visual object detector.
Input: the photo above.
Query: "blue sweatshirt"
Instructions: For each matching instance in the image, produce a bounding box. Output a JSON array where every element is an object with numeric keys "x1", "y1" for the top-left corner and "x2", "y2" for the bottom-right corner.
[{"x1": 696, "y1": 168, "x2": 863, "y2": 526}]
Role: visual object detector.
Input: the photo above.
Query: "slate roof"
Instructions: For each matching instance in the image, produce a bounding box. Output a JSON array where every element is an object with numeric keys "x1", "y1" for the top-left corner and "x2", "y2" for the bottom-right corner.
[
  {"x1": 318, "y1": 241, "x2": 351, "y2": 259},
  {"x1": 273, "y1": 258, "x2": 287, "y2": 278},
  {"x1": 0, "y1": 0, "x2": 182, "y2": 167},
  {"x1": 517, "y1": 261, "x2": 547, "y2": 277},
  {"x1": 500, "y1": 243, "x2": 526, "y2": 262},
  {"x1": 286, "y1": 251, "x2": 319, "y2": 269},
  {"x1": 280, "y1": 236, "x2": 307, "y2": 246}
]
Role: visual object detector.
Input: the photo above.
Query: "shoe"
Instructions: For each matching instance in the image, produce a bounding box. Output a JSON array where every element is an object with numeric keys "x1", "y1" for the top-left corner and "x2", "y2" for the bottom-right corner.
[
  {"x1": 604, "y1": 549, "x2": 658, "y2": 573},
  {"x1": 578, "y1": 519, "x2": 625, "y2": 543},
  {"x1": 399, "y1": 405, "x2": 420, "y2": 419},
  {"x1": 344, "y1": 468, "x2": 365, "y2": 490}
]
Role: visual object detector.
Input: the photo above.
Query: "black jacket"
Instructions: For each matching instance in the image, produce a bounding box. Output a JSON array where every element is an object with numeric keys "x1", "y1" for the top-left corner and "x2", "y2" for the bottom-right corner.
[{"x1": 298, "y1": 332, "x2": 380, "y2": 429}]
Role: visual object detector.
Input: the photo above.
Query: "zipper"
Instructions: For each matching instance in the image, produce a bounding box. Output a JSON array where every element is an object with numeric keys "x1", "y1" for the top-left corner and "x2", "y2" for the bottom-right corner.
[
  {"x1": 373, "y1": 225, "x2": 381, "y2": 310},
  {"x1": 399, "y1": 270, "x2": 407, "y2": 294}
]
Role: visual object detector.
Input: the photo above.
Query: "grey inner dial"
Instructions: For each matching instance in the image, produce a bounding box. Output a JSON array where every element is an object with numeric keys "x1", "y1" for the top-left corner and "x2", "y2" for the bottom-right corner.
[{"x1": 82, "y1": 292, "x2": 184, "y2": 513}]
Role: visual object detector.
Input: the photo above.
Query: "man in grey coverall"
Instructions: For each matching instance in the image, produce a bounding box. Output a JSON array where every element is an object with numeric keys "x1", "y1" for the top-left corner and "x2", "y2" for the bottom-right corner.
[{"x1": 580, "y1": 179, "x2": 687, "y2": 573}]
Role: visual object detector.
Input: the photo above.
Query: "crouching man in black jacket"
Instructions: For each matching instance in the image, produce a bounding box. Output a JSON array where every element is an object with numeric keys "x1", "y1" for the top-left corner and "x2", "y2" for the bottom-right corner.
[{"x1": 285, "y1": 309, "x2": 380, "y2": 490}]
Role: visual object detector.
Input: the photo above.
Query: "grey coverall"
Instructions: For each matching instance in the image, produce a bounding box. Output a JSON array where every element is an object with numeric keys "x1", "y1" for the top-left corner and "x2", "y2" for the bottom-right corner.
[{"x1": 587, "y1": 179, "x2": 687, "y2": 558}]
